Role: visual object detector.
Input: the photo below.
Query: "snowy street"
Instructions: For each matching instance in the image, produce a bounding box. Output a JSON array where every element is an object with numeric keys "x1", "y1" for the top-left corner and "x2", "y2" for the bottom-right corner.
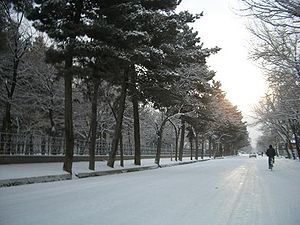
[{"x1": 1, "y1": 156, "x2": 300, "y2": 225}]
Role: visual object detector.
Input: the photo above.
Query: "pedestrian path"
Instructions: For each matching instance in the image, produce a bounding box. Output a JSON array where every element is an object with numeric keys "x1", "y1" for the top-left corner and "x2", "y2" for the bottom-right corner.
[{"x1": 0, "y1": 157, "x2": 210, "y2": 187}]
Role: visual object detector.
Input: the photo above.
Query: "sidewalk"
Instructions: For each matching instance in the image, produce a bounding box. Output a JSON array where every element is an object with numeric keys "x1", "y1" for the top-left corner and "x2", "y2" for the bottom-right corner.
[{"x1": 0, "y1": 157, "x2": 210, "y2": 187}]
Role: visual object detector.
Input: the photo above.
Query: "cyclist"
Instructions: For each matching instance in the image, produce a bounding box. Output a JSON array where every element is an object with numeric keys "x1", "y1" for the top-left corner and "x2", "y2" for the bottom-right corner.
[{"x1": 266, "y1": 145, "x2": 276, "y2": 170}]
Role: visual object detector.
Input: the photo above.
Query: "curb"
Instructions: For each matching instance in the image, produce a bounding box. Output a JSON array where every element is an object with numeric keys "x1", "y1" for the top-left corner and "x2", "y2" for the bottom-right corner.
[
  {"x1": 75, "y1": 159, "x2": 210, "y2": 178},
  {"x1": 159, "y1": 159, "x2": 210, "y2": 168},
  {"x1": 0, "y1": 159, "x2": 211, "y2": 187},
  {"x1": 0, "y1": 174, "x2": 72, "y2": 188},
  {"x1": 75, "y1": 165, "x2": 159, "y2": 178}
]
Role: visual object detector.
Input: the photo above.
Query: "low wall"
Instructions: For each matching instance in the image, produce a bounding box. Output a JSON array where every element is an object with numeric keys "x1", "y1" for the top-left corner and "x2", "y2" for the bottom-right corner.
[{"x1": 0, "y1": 155, "x2": 171, "y2": 164}]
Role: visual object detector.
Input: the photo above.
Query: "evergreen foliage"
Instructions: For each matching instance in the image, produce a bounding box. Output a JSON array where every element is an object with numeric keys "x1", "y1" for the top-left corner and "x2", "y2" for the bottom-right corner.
[{"x1": 0, "y1": 0, "x2": 250, "y2": 170}]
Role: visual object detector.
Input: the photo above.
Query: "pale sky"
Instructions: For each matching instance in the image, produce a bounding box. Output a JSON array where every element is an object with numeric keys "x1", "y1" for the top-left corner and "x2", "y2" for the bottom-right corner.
[{"x1": 177, "y1": 0, "x2": 267, "y2": 147}]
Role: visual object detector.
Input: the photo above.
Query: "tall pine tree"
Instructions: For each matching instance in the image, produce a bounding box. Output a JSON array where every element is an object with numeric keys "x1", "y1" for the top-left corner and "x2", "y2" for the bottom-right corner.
[{"x1": 28, "y1": 0, "x2": 103, "y2": 173}]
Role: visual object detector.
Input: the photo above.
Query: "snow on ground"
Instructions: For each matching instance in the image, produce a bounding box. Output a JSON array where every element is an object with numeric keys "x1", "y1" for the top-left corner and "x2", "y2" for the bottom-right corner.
[
  {"x1": 0, "y1": 157, "x2": 196, "y2": 180},
  {"x1": 0, "y1": 156, "x2": 299, "y2": 225}
]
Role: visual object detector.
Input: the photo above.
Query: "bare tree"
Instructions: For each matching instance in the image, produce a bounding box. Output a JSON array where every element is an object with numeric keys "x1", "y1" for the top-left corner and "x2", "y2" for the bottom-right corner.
[
  {"x1": 240, "y1": 1, "x2": 300, "y2": 156},
  {"x1": 248, "y1": 24, "x2": 300, "y2": 81},
  {"x1": 253, "y1": 86, "x2": 300, "y2": 158},
  {"x1": 21, "y1": 36, "x2": 64, "y2": 135},
  {"x1": 0, "y1": 1, "x2": 31, "y2": 154},
  {"x1": 240, "y1": 0, "x2": 300, "y2": 30}
]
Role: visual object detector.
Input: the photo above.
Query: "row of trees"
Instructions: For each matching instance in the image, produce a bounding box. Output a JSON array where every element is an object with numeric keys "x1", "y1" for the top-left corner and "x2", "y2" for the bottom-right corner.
[
  {"x1": 240, "y1": 0, "x2": 300, "y2": 158},
  {"x1": 0, "y1": 0, "x2": 249, "y2": 173}
]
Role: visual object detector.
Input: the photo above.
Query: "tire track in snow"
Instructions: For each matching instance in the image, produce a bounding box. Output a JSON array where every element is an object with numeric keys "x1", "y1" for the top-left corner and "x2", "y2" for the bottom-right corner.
[
  {"x1": 224, "y1": 160, "x2": 264, "y2": 225},
  {"x1": 210, "y1": 164, "x2": 251, "y2": 225}
]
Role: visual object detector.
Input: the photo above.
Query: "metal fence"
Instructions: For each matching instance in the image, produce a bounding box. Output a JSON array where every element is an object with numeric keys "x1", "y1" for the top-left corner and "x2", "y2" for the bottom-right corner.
[{"x1": 0, "y1": 132, "x2": 181, "y2": 156}]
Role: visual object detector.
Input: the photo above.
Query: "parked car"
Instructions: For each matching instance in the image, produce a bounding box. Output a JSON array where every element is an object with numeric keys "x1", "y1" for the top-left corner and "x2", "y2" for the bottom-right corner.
[
  {"x1": 257, "y1": 152, "x2": 263, "y2": 156},
  {"x1": 249, "y1": 152, "x2": 257, "y2": 158}
]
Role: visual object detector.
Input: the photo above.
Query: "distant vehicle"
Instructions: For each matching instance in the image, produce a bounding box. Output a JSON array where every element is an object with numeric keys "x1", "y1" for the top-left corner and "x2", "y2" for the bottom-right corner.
[{"x1": 249, "y1": 152, "x2": 257, "y2": 158}]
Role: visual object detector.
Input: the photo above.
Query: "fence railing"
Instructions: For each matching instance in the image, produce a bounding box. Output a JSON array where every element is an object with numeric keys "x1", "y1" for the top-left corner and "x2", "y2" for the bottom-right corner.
[{"x1": 0, "y1": 132, "x2": 185, "y2": 156}]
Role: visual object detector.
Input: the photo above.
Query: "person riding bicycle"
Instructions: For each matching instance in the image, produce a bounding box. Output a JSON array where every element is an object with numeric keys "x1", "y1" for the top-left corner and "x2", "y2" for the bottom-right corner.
[{"x1": 266, "y1": 145, "x2": 276, "y2": 169}]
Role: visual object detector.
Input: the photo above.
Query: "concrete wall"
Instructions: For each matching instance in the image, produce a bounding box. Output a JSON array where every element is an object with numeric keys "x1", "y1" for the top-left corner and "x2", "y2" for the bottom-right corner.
[{"x1": 0, "y1": 155, "x2": 168, "y2": 164}]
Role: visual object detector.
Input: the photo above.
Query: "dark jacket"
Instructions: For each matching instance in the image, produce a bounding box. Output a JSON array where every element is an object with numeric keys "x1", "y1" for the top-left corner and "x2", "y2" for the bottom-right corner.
[{"x1": 266, "y1": 147, "x2": 276, "y2": 157}]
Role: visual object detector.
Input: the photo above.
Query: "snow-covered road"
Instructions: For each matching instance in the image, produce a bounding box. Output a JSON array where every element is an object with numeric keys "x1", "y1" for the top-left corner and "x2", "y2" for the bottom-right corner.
[{"x1": 1, "y1": 156, "x2": 299, "y2": 225}]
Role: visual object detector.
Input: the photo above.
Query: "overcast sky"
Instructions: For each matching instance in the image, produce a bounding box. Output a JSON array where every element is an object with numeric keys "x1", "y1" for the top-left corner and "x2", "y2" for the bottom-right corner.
[{"x1": 177, "y1": 0, "x2": 266, "y2": 147}]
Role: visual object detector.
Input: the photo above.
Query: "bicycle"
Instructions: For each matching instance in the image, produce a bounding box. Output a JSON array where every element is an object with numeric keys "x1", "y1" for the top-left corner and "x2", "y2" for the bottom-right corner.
[{"x1": 268, "y1": 156, "x2": 274, "y2": 170}]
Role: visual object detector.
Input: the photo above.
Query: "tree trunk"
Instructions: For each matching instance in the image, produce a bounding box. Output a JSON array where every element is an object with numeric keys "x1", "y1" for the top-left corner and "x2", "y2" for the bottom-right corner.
[
  {"x1": 175, "y1": 134, "x2": 179, "y2": 161},
  {"x1": 1, "y1": 102, "x2": 12, "y2": 154},
  {"x1": 285, "y1": 142, "x2": 291, "y2": 159},
  {"x1": 294, "y1": 132, "x2": 300, "y2": 160},
  {"x1": 2, "y1": 102, "x2": 12, "y2": 134},
  {"x1": 48, "y1": 107, "x2": 56, "y2": 135},
  {"x1": 195, "y1": 132, "x2": 199, "y2": 160},
  {"x1": 63, "y1": 59, "x2": 74, "y2": 174},
  {"x1": 120, "y1": 132, "x2": 124, "y2": 167},
  {"x1": 1, "y1": 58, "x2": 19, "y2": 154},
  {"x1": 168, "y1": 119, "x2": 179, "y2": 161},
  {"x1": 220, "y1": 143, "x2": 223, "y2": 157},
  {"x1": 48, "y1": 96, "x2": 57, "y2": 136},
  {"x1": 208, "y1": 136, "x2": 212, "y2": 158},
  {"x1": 201, "y1": 140, "x2": 204, "y2": 159},
  {"x1": 189, "y1": 138, "x2": 193, "y2": 160},
  {"x1": 107, "y1": 72, "x2": 128, "y2": 168},
  {"x1": 62, "y1": 1, "x2": 83, "y2": 173},
  {"x1": 288, "y1": 140, "x2": 296, "y2": 160},
  {"x1": 178, "y1": 119, "x2": 185, "y2": 161},
  {"x1": 155, "y1": 128, "x2": 163, "y2": 166},
  {"x1": 131, "y1": 71, "x2": 141, "y2": 165},
  {"x1": 213, "y1": 141, "x2": 218, "y2": 159},
  {"x1": 155, "y1": 118, "x2": 168, "y2": 165},
  {"x1": 132, "y1": 99, "x2": 141, "y2": 165},
  {"x1": 89, "y1": 79, "x2": 99, "y2": 170}
]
